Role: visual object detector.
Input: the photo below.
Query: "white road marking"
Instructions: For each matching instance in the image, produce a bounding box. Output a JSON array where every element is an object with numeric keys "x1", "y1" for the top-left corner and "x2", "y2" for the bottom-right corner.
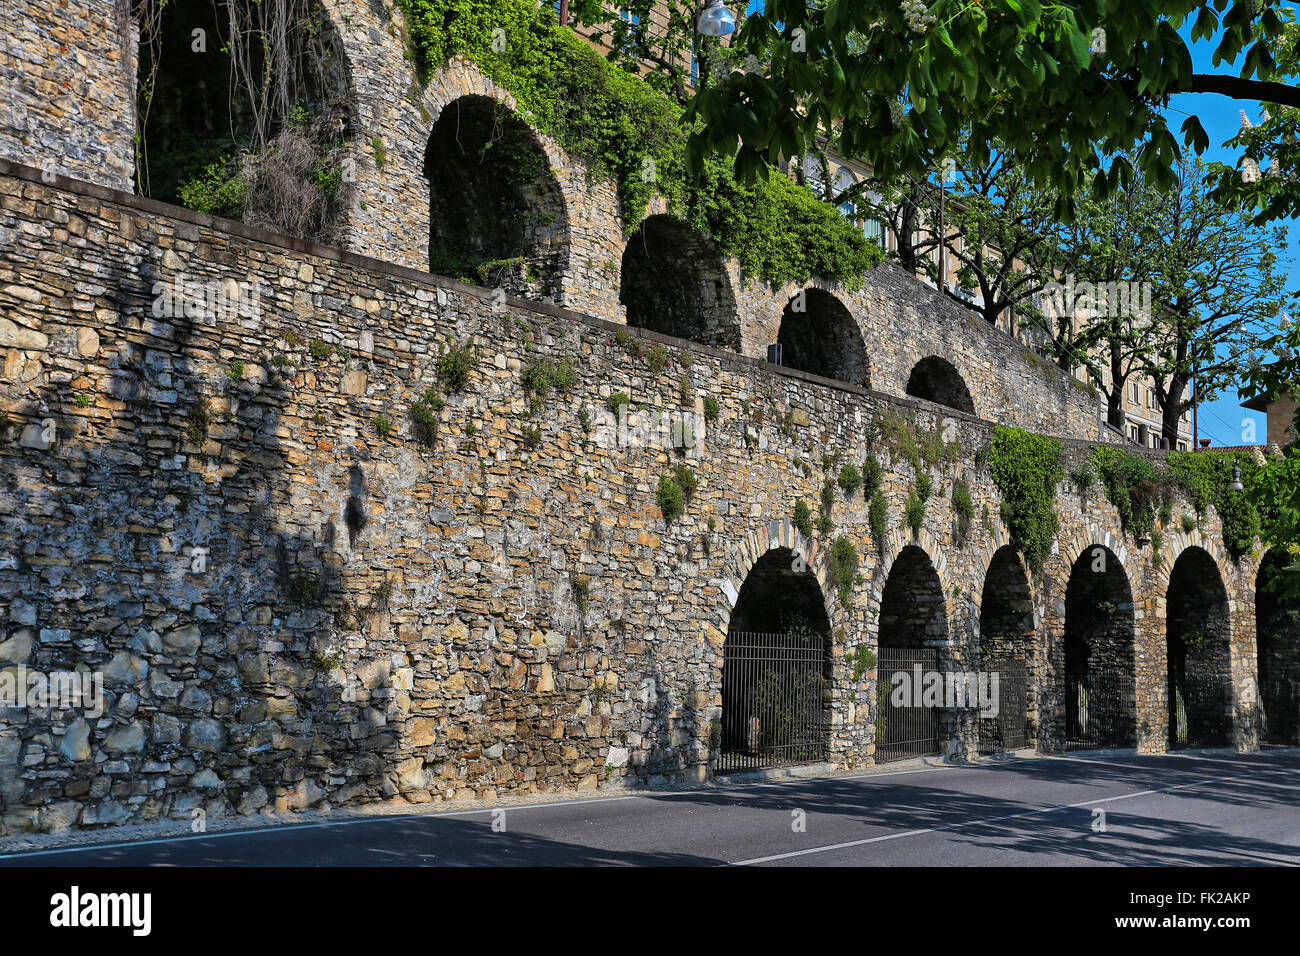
[{"x1": 726, "y1": 770, "x2": 1270, "y2": 865}]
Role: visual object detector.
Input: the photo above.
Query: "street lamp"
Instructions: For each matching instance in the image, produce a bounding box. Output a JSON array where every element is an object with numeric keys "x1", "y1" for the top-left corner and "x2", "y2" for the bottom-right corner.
[
  {"x1": 697, "y1": 0, "x2": 736, "y2": 36},
  {"x1": 1230, "y1": 460, "x2": 1245, "y2": 492}
]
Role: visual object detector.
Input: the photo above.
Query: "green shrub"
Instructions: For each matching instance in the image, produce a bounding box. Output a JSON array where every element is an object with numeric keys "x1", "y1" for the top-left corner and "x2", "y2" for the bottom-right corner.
[
  {"x1": 438, "y1": 342, "x2": 478, "y2": 393},
  {"x1": 607, "y1": 392, "x2": 631, "y2": 416},
  {"x1": 837, "y1": 463, "x2": 862, "y2": 498},
  {"x1": 904, "y1": 494, "x2": 926, "y2": 536},
  {"x1": 989, "y1": 427, "x2": 1064, "y2": 574},
  {"x1": 673, "y1": 464, "x2": 698, "y2": 501},
  {"x1": 829, "y1": 536, "x2": 858, "y2": 608},
  {"x1": 411, "y1": 387, "x2": 445, "y2": 445},
  {"x1": 308, "y1": 338, "x2": 333, "y2": 361},
  {"x1": 952, "y1": 481, "x2": 974, "y2": 545},
  {"x1": 861, "y1": 457, "x2": 883, "y2": 500},
  {"x1": 1181, "y1": 514, "x2": 1197, "y2": 534},
  {"x1": 792, "y1": 499, "x2": 814, "y2": 538},
  {"x1": 703, "y1": 397, "x2": 720, "y2": 423},
  {"x1": 868, "y1": 494, "x2": 888, "y2": 545},
  {"x1": 657, "y1": 474, "x2": 685, "y2": 523},
  {"x1": 371, "y1": 414, "x2": 393, "y2": 437},
  {"x1": 647, "y1": 344, "x2": 668, "y2": 376},
  {"x1": 916, "y1": 473, "x2": 933, "y2": 502}
]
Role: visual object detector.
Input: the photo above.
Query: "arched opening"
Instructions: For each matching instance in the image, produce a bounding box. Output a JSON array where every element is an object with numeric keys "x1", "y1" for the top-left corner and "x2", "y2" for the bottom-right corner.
[
  {"x1": 424, "y1": 95, "x2": 568, "y2": 297},
  {"x1": 905, "y1": 356, "x2": 976, "y2": 414},
  {"x1": 1063, "y1": 546, "x2": 1136, "y2": 748},
  {"x1": 876, "y1": 545, "x2": 948, "y2": 762},
  {"x1": 136, "y1": 0, "x2": 353, "y2": 238},
  {"x1": 1166, "y1": 548, "x2": 1232, "y2": 748},
  {"x1": 978, "y1": 546, "x2": 1035, "y2": 753},
  {"x1": 620, "y1": 215, "x2": 739, "y2": 350},
  {"x1": 776, "y1": 289, "x2": 870, "y2": 386},
  {"x1": 1258, "y1": 548, "x2": 1300, "y2": 745},
  {"x1": 720, "y1": 548, "x2": 831, "y2": 772}
]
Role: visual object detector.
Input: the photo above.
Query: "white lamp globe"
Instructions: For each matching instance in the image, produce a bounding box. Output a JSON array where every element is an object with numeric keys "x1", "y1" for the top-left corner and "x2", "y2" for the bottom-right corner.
[{"x1": 697, "y1": 0, "x2": 736, "y2": 36}]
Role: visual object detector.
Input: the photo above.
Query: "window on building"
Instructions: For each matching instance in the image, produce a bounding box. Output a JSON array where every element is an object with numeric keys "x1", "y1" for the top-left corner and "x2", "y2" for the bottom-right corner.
[{"x1": 617, "y1": 7, "x2": 641, "y2": 55}]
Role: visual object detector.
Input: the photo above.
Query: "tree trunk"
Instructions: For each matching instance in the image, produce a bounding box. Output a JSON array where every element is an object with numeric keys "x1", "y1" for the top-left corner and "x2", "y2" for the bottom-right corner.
[{"x1": 1162, "y1": 372, "x2": 1190, "y2": 447}]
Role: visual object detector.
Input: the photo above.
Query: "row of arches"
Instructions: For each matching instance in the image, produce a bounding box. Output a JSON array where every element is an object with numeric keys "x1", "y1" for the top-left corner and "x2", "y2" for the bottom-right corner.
[
  {"x1": 719, "y1": 538, "x2": 1293, "y2": 771},
  {"x1": 133, "y1": 0, "x2": 979, "y2": 412}
]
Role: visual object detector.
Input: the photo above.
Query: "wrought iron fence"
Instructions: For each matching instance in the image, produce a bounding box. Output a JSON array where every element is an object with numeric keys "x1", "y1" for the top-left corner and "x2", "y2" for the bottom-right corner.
[
  {"x1": 1064, "y1": 665, "x2": 1137, "y2": 749},
  {"x1": 718, "y1": 630, "x2": 829, "y2": 772},
  {"x1": 978, "y1": 662, "x2": 1029, "y2": 754},
  {"x1": 875, "y1": 648, "x2": 943, "y2": 763},
  {"x1": 1261, "y1": 677, "x2": 1300, "y2": 745},
  {"x1": 1168, "y1": 676, "x2": 1231, "y2": 748}
]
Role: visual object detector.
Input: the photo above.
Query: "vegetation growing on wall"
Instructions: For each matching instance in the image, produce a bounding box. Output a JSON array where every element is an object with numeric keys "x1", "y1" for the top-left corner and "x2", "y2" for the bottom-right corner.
[
  {"x1": 989, "y1": 426, "x2": 1063, "y2": 574},
  {"x1": 829, "y1": 536, "x2": 858, "y2": 609},
  {"x1": 1090, "y1": 446, "x2": 1164, "y2": 541},
  {"x1": 392, "y1": 0, "x2": 881, "y2": 288}
]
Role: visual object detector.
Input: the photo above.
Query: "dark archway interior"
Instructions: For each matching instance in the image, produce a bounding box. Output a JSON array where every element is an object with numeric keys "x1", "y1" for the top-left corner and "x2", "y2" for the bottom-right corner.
[
  {"x1": 721, "y1": 548, "x2": 831, "y2": 769},
  {"x1": 1258, "y1": 548, "x2": 1300, "y2": 745},
  {"x1": 137, "y1": 0, "x2": 351, "y2": 204},
  {"x1": 879, "y1": 546, "x2": 947, "y2": 649},
  {"x1": 978, "y1": 547, "x2": 1035, "y2": 751},
  {"x1": 729, "y1": 548, "x2": 830, "y2": 635},
  {"x1": 1063, "y1": 546, "x2": 1136, "y2": 747},
  {"x1": 1166, "y1": 548, "x2": 1232, "y2": 748},
  {"x1": 424, "y1": 95, "x2": 567, "y2": 292},
  {"x1": 905, "y1": 356, "x2": 976, "y2": 414},
  {"x1": 620, "y1": 216, "x2": 739, "y2": 350},
  {"x1": 776, "y1": 289, "x2": 870, "y2": 386}
]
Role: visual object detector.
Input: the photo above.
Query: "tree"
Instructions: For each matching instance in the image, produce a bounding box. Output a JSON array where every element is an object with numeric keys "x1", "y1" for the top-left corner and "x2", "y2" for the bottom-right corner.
[
  {"x1": 935, "y1": 138, "x2": 1071, "y2": 327},
  {"x1": 1140, "y1": 155, "x2": 1289, "y2": 446},
  {"x1": 685, "y1": 1, "x2": 1300, "y2": 219}
]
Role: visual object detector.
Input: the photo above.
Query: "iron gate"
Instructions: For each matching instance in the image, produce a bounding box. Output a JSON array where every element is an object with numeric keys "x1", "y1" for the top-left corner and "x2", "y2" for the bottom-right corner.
[
  {"x1": 718, "y1": 630, "x2": 829, "y2": 772},
  {"x1": 875, "y1": 648, "x2": 943, "y2": 763},
  {"x1": 1168, "y1": 676, "x2": 1231, "y2": 748},
  {"x1": 978, "y1": 662, "x2": 1029, "y2": 754},
  {"x1": 1064, "y1": 665, "x2": 1137, "y2": 749},
  {"x1": 1261, "y1": 677, "x2": 1300, "y2": 745}
]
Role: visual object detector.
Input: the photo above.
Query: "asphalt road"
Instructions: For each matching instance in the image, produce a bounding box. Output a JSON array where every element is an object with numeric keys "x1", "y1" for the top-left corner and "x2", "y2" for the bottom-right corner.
[{"x1": 3, "y1": 750, "x2": 1298, "y2": 866}]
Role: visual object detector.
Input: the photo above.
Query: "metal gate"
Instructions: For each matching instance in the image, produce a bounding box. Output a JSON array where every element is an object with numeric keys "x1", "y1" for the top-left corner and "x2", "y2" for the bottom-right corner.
[
  {"x1": 978, "y1": 661, "x2": 1029, "y2": 754},
  {"x1": 875, "y1": 648, "x2": 943, "y2": 763},
  {"x1": 1168, "y1": 679, "x2": 1231, "y2": 748},
  {"x1": 718, "y1": 630, "x2": 829, "y2": 772},
  {"x1": 1261, "y1": 677, "x2": 1300, "y2": 745},
  {"x1": 1064, "y1": 665, "x2": 1137, "y2": 749}
]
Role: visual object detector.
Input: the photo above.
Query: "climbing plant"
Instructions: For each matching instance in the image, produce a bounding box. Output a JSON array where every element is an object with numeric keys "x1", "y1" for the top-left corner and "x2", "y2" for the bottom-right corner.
[
  {"x1": 392, "y1": 0, "x2": 881, "y2": 287},
  {"x1": 1090, "y1": 446, "x2": 1165, "y2": 541},
  {"x1": 988, "y1": 426, "x2": 1063, "y2": 575}
]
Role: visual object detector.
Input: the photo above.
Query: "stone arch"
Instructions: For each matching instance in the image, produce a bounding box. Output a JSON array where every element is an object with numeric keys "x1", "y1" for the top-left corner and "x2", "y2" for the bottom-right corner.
[
  {"x1": 977, "y1": 545, "x2": 1036, "y2": 751},
  {"x1": 715, "y1": 520, "x2": 840, "y2": 640},
  {"x1": 423, "y1": 94, "x2": 569, "y2": 300},
  {"x1": 134, "y1": 0, "x2": 355, "y2": 223},
  {"x1": 1163, "y1": 546, "x2": 1233, "y2": 748},
  {"x1": 1062, "y1": 542, "x2": 1137, "y2": 748},
  {"x1": 620, "y1": 215, "x2": 740, "y2": 350},
  {"x1": 776, "y1": 288, "x2": 871, "y2": 386},
  {"x1": 905, "y1": 356, "x2": 976, "y2": 415},
  {"x1": 1258, "y1": 547, "x2": 1300, "y2": 745},
  {"x1": 878, "y1": 543, "x2": 950, "y2": 650},
  {"x1": 715, "y1": 524, "x2": 835, "y2": 771}
]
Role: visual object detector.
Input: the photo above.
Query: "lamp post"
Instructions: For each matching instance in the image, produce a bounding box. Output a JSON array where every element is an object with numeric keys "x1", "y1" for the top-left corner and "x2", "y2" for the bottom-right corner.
[
  {"x1": 697, "y1": 0, "x2": 736, "y2": 36},
  {"x1": 1230, "y1": 460, "x2": 1245, "y2": 492}
]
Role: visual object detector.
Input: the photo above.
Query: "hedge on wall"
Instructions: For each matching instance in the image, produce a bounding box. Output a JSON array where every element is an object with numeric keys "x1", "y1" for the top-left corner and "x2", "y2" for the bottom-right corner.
[
  {"x1": 393, "y1": 0, "x2": 882, "y2": 289},
  {"x1": 989, "y1": 426, "x2": 1063, "y2": 575}
]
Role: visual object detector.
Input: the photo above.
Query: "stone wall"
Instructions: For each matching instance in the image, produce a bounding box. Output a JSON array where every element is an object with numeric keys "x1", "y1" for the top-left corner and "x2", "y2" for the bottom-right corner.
[
  {"x1": 0, "y1": 0, "x2": 137, "y2": 191},
  {"x1": 0, "y1": 163, "x2": 1275, "y2": 836}
]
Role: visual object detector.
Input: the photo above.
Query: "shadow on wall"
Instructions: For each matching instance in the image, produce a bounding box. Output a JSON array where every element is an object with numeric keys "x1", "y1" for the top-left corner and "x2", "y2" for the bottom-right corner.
[
  {"x1": 905, "y1": 356, "x2": 976, "y2": 415},
  {"x1": 776, "y1": 288, "x2": 870, "y2": 387},
  {"x1": 620, "y1": 215, "x2": 739, "y2": 351},
  {"x1": 423, "y1": 95, "x2": 568, "y2": 302}
]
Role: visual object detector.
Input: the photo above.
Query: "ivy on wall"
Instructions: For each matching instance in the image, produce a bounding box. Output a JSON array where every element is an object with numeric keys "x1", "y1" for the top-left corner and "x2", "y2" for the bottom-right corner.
[
  {"x1": 1167, "y1": 450, "x2": 1262, "y2": 558},
  {"x1": 392, "y1": 0, "x2": 882, "y2": 288},
  {"x1": 989, "y1": 426, "x2": 1063, "y2": 575}
]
